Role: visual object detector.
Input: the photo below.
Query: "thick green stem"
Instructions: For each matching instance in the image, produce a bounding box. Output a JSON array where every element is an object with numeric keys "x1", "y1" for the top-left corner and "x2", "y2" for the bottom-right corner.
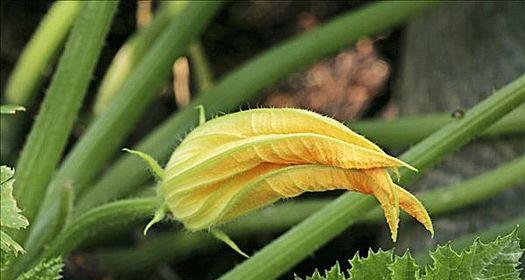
[
  {"x1": 4, "y1": 1, "x2": 81, "y2": 106},
  {"x1": 12, "y1": 1, "x2": 118, "y2": 231},
  {"x1": 75, "y1": 0, "x2": 438, "y2": 216},
  {"x1": 217, "y1": 75, "x2": 525, "y2": 280},
  {"x1": 92, "y1": 155, "x2": 525, "y2": 273},
  {"x1": 349, "y1": 106, "x2": 525, "y2": 149},
  {"x1": 18, "y1": 1, "x2": 222, "y2": 275},
  {"x1": 6, "y1": 2, "x2": 118, "y2": 278},
  {"x1": 41, "y1": 198, "x2": 158, "y2": 266}
]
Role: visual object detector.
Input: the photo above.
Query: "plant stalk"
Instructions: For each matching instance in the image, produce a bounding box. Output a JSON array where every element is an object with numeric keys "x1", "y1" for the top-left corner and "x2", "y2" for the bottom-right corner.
[
  {"x1": 6, "y1": 2, "x2": 118, "y2": 278},
  {"x1": 349, "y1": 106, "x2": 525, "y2": 149},
  {"x1": 12, "y1": 0, "x2": 118, "y2": 234}
]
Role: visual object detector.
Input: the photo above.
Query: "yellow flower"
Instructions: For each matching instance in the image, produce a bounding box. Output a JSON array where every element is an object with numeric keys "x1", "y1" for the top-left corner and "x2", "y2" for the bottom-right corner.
[{"x1": 127, "y1": 108, "x2": 433, "y2": 255}]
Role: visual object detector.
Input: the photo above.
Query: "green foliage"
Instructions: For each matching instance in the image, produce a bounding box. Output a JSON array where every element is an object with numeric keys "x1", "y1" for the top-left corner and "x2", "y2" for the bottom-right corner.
[
  {"x1": 295, "y1": 230, "x2": 524, "y2": 280},
  {"x1": 422, "y1": 231, "x2": 523, "y2": 280},
  {"x1": 1, "y1": 166, "x2": 29, "y2": 258},
  {"x1": 15, "y1": 257, "x2": 63, "y2": 280},
  {"x1": 389, "y1": 252, "x2": 419, "y2": 280},
  {"x1": 348, "y1": 249, "x2": 393, "y2": 279}
]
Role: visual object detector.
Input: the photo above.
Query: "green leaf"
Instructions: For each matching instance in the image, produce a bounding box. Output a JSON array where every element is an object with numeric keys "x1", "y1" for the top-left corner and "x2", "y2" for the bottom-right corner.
[
  {"x1": 323, "y1": 263, "x2": 346, "y2": 280},
  {"x1": 1, "y1": 231, "x2": 25, "y2": 257},
  {"x1": 422, "y1": 229, "x2": 524, "y2": 280},
  {"x1": 15, "y1": 257, "x2": 63, "y2": 280},
  {"x1": 389, "y1": 251, "x2": 419, "y2": 280},
  {"x1": 296, "y1": 262, "x2": 346, "y2": 280},
  {"x1": 348, "y1": 249, "x2": 393, "y2": 279},
  {"x1": 294, "y1": 228, "x2": 523, "y2": 280},
  {"x1": 1, "y1": 166, "x2": 29, "y2": 256},
  {"x1": 0, "y1": 105, "x2": 25, "y2": 115}
]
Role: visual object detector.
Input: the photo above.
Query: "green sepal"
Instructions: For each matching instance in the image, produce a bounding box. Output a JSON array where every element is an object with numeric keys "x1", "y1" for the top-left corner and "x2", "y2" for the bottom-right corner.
[
  {"x1": 123, "y1": 148, "x2": 164, "y2": 181},
  {"x1": 210, "y1": 228, "x2": 249, "y2": 258}
]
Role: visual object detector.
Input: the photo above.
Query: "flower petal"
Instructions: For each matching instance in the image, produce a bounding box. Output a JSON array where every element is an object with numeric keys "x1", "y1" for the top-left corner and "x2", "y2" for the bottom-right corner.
[{"x1": 162, "y1": 133, "x2": 414, "y2": 197}]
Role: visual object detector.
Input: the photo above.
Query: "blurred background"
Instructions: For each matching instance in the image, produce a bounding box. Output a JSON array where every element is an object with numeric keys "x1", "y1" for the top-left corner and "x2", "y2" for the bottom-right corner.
[{"x1": 1, "y1": 1, "x2": 524, "y2": 279}]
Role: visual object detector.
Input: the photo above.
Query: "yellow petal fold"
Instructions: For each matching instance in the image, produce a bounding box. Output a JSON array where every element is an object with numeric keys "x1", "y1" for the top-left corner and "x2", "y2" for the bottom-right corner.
[
  {"x1": 150, "y1": 108, "x2": 431, "y2": 243},
  {"x1": 163, "y1": 133, "x2": 414, "y2": 194},
  {"x1": 167, "y1": 108, "x2": 386, "y2": 168},
  {"x1": 167, "y1": 164, "x2": 431, "y2": 241}
]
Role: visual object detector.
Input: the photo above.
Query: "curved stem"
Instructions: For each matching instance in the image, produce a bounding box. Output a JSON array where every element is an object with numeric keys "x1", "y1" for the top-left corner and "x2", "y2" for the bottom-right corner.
[{"x1": 42, "y1": 198, "x2": 158, "y2": 264}]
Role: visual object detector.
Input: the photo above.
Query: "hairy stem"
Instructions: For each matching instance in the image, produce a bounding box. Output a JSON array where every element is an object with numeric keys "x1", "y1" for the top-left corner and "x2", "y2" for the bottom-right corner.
[
  {"x1": 349, "y1": 106, "x2": 525, "y2": 149},
  {"x1": 13, "y1": 0, "x2": 117, "y2": 233},
  {"x1": 6, "y1": 2, "x2": 118, "y2": 278},
  {"x1": 41, "y1": 198, "x2": 158, "y2": 262}
]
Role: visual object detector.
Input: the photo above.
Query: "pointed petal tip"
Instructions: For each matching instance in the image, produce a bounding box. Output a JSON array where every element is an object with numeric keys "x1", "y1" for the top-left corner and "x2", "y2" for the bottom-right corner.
[
  {"x1": 427, "y1": 223, "x2": 435, "y2": 238},
  {"x1": 391, "y1": 230, "x2": 398, "y2": 243}
]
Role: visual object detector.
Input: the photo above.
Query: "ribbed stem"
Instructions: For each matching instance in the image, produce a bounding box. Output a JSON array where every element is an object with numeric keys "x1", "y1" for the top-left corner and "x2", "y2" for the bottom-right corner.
[
  {"x1": 349, "y1": 106, "x2": 525, "y2": 149},
  {"x1": 13, "y1": 0, "x2": 118, "y2": 234},
  {"x1": 6, "y1": 2, "x2": 119, "y2": 278}
]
